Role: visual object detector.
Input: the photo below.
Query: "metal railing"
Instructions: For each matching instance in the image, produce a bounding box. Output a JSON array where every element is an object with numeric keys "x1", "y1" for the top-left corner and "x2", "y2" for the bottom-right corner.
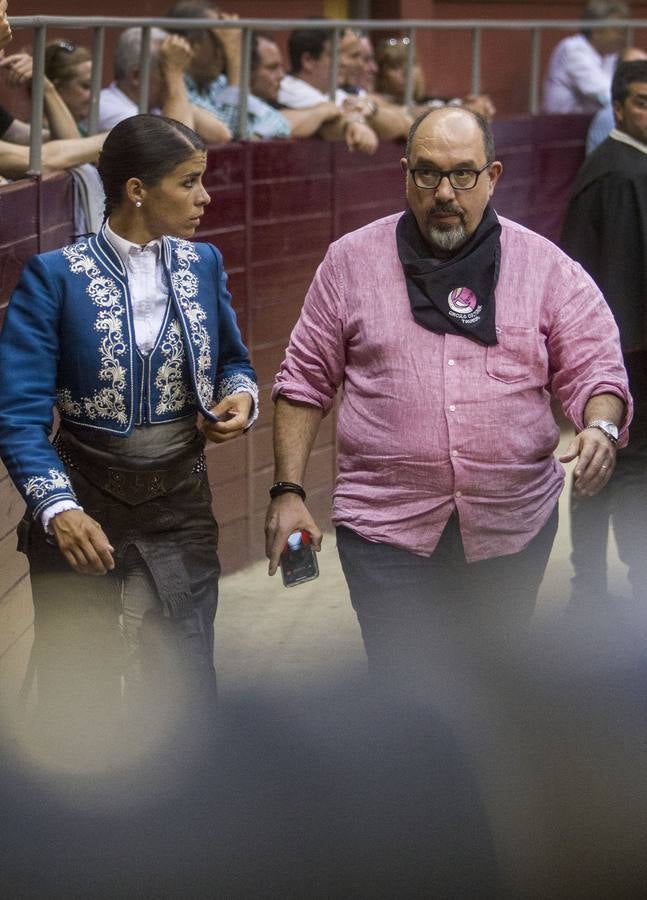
[{"x1": 8, "y1": 14, "x2": 647, "y2": 175}]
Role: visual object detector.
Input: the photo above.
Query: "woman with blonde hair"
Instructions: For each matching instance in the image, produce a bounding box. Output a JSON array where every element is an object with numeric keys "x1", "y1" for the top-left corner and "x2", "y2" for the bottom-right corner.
[{"x1": 45, "y1": 40, "x2": 93, "y2": 128}]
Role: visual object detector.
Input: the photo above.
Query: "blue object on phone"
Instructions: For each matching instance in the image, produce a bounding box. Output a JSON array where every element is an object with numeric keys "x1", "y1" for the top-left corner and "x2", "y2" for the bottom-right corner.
[{"x1": 280, "y1": 530, "x2": 319, "y2": 587}]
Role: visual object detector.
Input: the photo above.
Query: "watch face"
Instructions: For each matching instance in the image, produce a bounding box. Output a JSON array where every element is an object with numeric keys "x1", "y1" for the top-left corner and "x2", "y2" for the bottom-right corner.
[
  {"x1": 589, "y1": 419, "x2": 618, "y2": 439},
  {"x1": 599, "y1": 421, "x2": 619, "y2": 438}
]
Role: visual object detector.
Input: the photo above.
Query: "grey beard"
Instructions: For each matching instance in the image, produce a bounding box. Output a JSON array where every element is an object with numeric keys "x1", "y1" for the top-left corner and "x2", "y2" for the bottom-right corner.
[{"x1": 427, "y1": 222, "x2": 468, "y2": 254}]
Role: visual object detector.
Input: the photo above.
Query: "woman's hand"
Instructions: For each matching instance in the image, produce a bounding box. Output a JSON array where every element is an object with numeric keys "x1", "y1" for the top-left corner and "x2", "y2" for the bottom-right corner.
[
  {"x1": 50, "y1": 509, "x2": 115, "y2": 575},
  {"x1": 200, "y1": 391, "x2": 253, "y2": 444},
  {"x1": 0, "y1": 52, "x2": 34, "y2": 86}
]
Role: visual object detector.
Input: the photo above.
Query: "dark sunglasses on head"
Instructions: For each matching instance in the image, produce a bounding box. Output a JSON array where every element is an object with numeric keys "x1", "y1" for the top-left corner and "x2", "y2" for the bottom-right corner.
[{"x1": 53, "y1": 39, "x2": 76, "y2": 54}]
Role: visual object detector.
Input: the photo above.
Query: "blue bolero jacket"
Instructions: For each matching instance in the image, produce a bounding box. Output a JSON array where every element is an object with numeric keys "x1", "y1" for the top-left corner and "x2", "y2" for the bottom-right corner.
[{"x1": 0, "y1": 226, "x2": 257, "y2": 519}]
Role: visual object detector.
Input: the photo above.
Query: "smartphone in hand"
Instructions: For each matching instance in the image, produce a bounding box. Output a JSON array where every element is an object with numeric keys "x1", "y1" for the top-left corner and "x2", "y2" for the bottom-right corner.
[{"x1": 280, "y1": 530, "x2": 319, "y2": 587}]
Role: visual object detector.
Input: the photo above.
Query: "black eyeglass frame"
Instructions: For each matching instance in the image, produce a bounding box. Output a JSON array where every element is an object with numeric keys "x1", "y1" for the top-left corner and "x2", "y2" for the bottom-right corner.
[{"x1": 407, "y1": 162, "x2": 492, "y2": 191}]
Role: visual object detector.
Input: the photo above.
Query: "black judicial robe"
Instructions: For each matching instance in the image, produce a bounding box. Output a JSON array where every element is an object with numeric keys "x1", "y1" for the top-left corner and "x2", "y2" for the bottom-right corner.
[{"x1": 560, "y1": 134, "x2": 647, "y2": 353}]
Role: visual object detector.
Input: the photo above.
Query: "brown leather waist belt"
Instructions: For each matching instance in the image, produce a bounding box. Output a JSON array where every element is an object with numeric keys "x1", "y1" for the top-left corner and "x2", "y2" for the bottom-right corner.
[{"x1": 54, "y1": 433, "x2": 205, "y2": 506}]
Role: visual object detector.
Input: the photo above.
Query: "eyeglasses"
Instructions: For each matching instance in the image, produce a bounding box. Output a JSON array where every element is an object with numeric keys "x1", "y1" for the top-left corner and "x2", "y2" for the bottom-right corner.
[
  {"x1": 408, "y1": 163, "x2": 491, "y2": 191},
  {"x1": 52, "y1": 40, "x2": 76, "y2": 54}
]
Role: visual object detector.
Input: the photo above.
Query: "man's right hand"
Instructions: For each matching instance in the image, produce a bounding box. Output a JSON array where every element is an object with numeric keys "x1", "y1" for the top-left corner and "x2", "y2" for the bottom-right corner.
[
  {"x1": 265, "y1": 492, "x2": 322, "y2": 576},
  {"x1": 50, "y1": 509, "x2": 115, "y2": 576},
  {"x1": 344, "y1": 120, "x2": 378, "y2": 155},
  {"x1": 159, "y1": 34, "x2": 193, "y2": 78}
]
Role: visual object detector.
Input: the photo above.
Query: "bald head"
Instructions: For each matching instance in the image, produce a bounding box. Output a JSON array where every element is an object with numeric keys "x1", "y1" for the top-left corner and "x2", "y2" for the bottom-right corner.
[
  {"x1": 405, "y1": 106, "x2": 495, "y2": 166},
  {"x1": 401, "y1": 106, "x2": 503, "y2": 258}
]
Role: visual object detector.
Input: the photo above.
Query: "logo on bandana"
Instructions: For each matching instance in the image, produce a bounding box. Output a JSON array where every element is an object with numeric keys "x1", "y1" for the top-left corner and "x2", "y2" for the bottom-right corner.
[{"x1": 447, "y1": 287, "x2": 482, "y2": 325}]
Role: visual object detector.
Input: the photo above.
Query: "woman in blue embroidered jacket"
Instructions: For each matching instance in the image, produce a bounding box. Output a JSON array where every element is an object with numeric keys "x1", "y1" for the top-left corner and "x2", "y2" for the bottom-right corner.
[{"x1": 0, "y1": 114, "x2": 257, "y2": 695}]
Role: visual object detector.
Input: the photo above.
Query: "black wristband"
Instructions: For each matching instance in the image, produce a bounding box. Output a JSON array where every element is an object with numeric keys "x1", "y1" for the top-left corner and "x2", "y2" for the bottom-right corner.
[{"x1": 269, "y1": 481, "x2": 306, "y2": 501}]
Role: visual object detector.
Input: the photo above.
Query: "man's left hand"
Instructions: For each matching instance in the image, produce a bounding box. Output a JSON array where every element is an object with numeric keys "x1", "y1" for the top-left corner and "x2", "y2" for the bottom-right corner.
[
  {"x1": 200, "y1": 391, "x2": 252, "y2": 444},
  {"x1": 559, "y1": 428, "x2": 616, "y2": 496}
]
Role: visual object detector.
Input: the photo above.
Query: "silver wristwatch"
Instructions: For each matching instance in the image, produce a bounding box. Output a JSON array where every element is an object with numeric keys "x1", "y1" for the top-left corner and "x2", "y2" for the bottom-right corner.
[{"x1": 584, "y1": 419, "x2": 619, "y2": 444}]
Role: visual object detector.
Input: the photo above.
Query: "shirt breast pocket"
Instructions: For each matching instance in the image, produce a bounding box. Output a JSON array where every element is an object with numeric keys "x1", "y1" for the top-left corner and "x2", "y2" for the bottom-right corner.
[{"x1": 485, "y1": 325, "x2": 541, "y2": 384}]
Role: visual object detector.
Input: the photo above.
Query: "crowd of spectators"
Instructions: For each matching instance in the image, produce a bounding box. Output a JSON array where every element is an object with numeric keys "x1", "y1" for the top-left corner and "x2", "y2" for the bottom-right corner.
[
  {"x1": 0, "y1": 0, "x2": 501, "y2": 186},
  {"x1": 0, "y1": 0, "x2": 643, "y2": 184}
]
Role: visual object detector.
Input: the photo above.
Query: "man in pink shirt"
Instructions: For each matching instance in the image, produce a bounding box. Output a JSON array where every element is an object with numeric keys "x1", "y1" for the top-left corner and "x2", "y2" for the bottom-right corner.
[{"x1": 265, "y1": 106, "x2": 631, "y2": 675}]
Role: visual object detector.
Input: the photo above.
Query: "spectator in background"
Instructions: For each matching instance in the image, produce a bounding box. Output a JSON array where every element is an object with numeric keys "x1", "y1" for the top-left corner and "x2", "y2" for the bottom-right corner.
[
  {"x1": 214, "y1": 32, "x2": 341, "y2": 139},
  {"x1": 279, "y1": 27, "x2": 351, "y2": 109},
  {"x1": 0, "y1": 10, "x2": 107, "y2": 184},
  {"x1": 339, "y1": 31, "x2": 413, "y2": 140},
  {"x1": 355, "y1": 31, "x2": 378, "y2": 94},
  {"x1": 0, "y1": 131, "x2": 106, "y2": 179},
  {"x1": 279, "y1": 27, "x2": 378, "y2": 155},
  {"x1": 99, "y1": 26, "x2": 230, "y2": 144},
  {"x1": 45, "y1": 41, "x2": 93, "y2": 130},
  {"x1": 0, "y1": 0, "x2": 11, "y2": 52},
  {"x1": 586, "y1": 45, "x2": 647, "y2": 152},
  {"x1": 543, "y1": 0, "x2": 629, "y2": 114},
  {"x1": 0, "y1": 48, "x2": 83, "y2": 141},
  {"x1": 203, "y1": 31, "x2": 290, "y2": 139},
  {"x1": 166, "y1": 1, "x2": 240, "y2": 124},
  {"x1": 374, "y1": 36, "x2": 496, "y2": 122},
  {"x1": 375, "y1": 37, "x2": 426, "y2": 106},
  {"x1": 561, "y1": 59, "x2": 647, "y2": 614},
  {"x1": 44, "y1": 42, "x2": 106, "y2": 235}
]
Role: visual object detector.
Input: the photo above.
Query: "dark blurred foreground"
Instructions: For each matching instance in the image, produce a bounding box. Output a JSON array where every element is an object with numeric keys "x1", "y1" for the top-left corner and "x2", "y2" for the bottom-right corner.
[{"x1": 2, "y1": 596, "x2": 647, "y2": 899}]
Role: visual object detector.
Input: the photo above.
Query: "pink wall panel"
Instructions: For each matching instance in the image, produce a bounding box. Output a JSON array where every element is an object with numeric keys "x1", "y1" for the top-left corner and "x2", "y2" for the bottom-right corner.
[
  {"x1": 252, "y1": 255, "x2": 322, "y2": 308},
  {"x1": 251, "y1": 216, "x2": 333, "y2": 264}
]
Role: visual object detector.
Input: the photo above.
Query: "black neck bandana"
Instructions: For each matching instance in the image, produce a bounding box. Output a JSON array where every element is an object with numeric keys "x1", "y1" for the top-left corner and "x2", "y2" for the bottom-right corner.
[{"x1": 396, "y1": 204, "x2": 501, "y2": 346}]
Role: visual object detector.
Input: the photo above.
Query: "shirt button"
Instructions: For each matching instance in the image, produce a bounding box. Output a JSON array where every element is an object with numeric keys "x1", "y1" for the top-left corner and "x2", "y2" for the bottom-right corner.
[
  {"x1": 455, "y1": 490, "x2": 462, "y2": 498},
  {"x1": 452, "y1": 449, "x2": 459, "y2": 457},
  {"x1": 448, "y1": 404, "x2": 456, "y2": 412},
  {"x1": 448, "y1": 359, "x2": 455, "y2": 366}
]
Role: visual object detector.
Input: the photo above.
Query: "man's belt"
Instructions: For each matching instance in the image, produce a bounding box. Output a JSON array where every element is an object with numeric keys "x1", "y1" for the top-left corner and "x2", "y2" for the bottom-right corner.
[{"x1": 54, "y1": 433, "x2": 206, "y2": 506}]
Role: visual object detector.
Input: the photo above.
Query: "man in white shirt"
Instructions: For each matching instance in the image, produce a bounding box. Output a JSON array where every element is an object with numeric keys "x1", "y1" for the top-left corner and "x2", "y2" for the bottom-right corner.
[
  {"x1": 543, "y1": 0, "x2": 629, "y2": 114},
  {"x1": 279, "y1": 27, "x2": 378, "y2": 155},
  {"x1": 229, "y1": 32, "x2": 341, "y2": 139}
]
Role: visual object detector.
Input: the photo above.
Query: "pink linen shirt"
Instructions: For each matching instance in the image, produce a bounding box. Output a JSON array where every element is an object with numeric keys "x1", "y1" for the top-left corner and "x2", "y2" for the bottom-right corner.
[{"x1": 273, "y1": 213, "x2": 631, "y2": 562}]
